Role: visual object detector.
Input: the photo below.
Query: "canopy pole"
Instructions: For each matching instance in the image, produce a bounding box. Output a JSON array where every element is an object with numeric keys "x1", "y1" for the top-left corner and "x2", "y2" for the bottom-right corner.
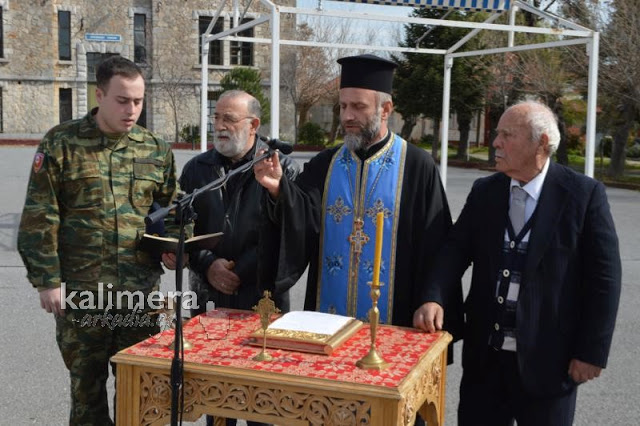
[
  {"x1": 440, "y1": 55, "x2": 453, "y2": 190},
  {"x1": 269, "y1": 5, "x2": 280, "y2": 138},
  {"x1": 585, "y1": 32, "x2": 600, "y2": 178},
  {"x1": 508, "y1": 4, "x2": 517, "y2": 47},
  {"x1": 200, "y1": 42, "x2": 209, "y2": 152}
]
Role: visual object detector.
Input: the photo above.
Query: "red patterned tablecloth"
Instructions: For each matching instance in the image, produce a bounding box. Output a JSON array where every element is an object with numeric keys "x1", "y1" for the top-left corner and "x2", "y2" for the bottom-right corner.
[{"x1": 123, "y1": 310, "x2": 441, "y2": 388}]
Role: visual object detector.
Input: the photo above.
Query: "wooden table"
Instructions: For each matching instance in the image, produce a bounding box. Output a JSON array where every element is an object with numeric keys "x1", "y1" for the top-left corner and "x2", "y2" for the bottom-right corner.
[{"x1": 112, "y1": 310, "x2": 451, "y2": 426}]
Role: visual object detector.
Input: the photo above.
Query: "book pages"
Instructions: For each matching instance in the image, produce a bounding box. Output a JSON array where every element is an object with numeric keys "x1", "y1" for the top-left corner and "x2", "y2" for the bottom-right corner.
[{"x1": 268, "y1": 311, "x2": 353, "y2": 335}]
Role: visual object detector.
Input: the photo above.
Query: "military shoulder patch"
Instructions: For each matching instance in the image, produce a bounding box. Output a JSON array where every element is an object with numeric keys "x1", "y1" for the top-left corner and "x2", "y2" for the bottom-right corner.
[{"x1": 33, "y1": 153, "x2": 45, "y2": 173}]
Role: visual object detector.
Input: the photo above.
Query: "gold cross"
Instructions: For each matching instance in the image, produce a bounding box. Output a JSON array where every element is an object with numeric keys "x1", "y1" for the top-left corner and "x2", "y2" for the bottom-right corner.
[
  {"x1": 253, "y1": 290, "x2": 280, "y2": 330},
  {"x1": 252, "y1": 291, "x2": 280, "y2": 362},
  {"x1": 348, "y1": 218, "x2": 370, "y2": 254}
]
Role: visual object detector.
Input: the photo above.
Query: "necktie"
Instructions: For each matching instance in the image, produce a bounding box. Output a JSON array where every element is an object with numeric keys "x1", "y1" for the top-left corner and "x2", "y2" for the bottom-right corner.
[{"x1": 509, "y1": 186, "x2": 527, "y2": 235}]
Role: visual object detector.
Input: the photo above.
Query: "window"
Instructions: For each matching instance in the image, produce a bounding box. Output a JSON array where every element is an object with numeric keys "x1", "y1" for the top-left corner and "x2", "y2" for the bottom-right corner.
[
  {"x1": 207, "y1": 92, "x2": 217, "y2": 133},
  {"x1": 137, "y1": 102, "x2": 147, "y2": 128},
  {"x1": 199, "y1": 16, "x2": 255, "y2": 67},
  {"x1": 87, "y1": 52, "x2": 119, "y2": 79},
  {"x1": 199, "y1": 16, "x2": 223, "y2": 65},
  {"x1": 59, "y1": 88, "x2": 72, "y2": 123},
  {"x1": 230, "y1": 18, "x2": 253, "y2": 66},
  {"x1": 134, "y1": 14, "x2": 146, "y2": 64},
  {"x1": 58, "y1": 11, "x2": 71, "y2": 61},
  {"x1": 0, "y1": 87, "x2": 3, "y2": 133},
  {"x1": 0, "y1": 8, "x2": 4, "y2": 59}
]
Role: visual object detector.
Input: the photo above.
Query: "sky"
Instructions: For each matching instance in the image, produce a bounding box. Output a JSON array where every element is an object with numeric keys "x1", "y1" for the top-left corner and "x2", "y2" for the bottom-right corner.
[
  {"x1": 296, "y1": 0, "x2": 417, "y2": 16},
  {"x1": 294, "y1": 0, "x2": 416, "y2": 48}
]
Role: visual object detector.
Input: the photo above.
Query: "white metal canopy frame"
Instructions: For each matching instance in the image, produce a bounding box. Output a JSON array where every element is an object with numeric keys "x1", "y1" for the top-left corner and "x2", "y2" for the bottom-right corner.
[{"x1": 200, "y1": 0, "x2": 599, "y2": 187}]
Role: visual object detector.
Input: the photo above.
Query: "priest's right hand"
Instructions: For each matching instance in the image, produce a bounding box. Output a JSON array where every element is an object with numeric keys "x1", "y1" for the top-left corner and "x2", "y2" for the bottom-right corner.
[
  {"x1": 413, "y1": 302, "x2": 443, "y2": 333},
  {"x1": 254, "y1": 149, "x2": 282, "y2": 199},
  {"x1": 39, "y1": 287, "x2": 64, "y2": 317}
]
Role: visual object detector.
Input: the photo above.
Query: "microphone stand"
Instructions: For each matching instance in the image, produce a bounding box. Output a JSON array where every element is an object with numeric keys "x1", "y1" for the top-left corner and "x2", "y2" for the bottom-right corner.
[{"x1": 145, "y1": 149, "x2": 276, "y2": 426}]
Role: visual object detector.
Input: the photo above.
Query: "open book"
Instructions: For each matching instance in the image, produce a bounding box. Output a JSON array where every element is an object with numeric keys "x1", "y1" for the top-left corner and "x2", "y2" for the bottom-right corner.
[
  {"x1": 249, "y1": 311, "x2": 363, "y2": 355},
  {"x1": 138, "y1": 232, "x2": 223, "y2": 257}
]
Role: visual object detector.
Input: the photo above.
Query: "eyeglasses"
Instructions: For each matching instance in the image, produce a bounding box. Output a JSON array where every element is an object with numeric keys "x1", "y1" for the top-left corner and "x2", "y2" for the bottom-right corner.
[{"x1": 211, "y1": 114, "x2": 256, "y2": 125}]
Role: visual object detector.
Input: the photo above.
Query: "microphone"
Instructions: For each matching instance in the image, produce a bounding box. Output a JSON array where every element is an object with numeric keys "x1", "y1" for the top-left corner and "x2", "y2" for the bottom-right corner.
[
  {"x1": 260, "y1": 135, "x2": 294, "y2": 155},
  {"x1": 145, "y1": 202, "x2": 167, "y2": 235}
]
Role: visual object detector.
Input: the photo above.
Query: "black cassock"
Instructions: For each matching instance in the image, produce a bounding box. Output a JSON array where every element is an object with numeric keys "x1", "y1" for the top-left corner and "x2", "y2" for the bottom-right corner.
[{"x1": 259, "y1": 136, "x2": 463, "y2": 338}]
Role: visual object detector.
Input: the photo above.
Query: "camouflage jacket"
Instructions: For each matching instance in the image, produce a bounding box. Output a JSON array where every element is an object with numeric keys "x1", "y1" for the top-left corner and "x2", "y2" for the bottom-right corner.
[{"x1": 18, "y1": 109, "x2": 183, "y2": 292}]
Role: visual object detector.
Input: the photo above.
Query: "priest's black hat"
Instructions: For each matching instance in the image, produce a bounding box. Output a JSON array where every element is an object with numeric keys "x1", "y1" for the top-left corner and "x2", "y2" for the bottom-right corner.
[{"x1": 337, "y1": 54, "x2": 398, "y2": 94}]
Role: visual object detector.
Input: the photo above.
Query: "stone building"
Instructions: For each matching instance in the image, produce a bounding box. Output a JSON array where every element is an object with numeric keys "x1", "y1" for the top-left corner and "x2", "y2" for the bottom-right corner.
[{"x1": 0, "y1": 0, "x2": 296, "y2": 141}]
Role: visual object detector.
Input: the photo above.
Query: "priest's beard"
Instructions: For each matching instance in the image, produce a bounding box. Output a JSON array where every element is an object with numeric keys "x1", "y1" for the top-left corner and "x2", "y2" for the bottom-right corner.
[
  {"x1": 342, "y1": 109, "x2": 382, "y2": 152},
  {"x1": 214, "y1": 126, "x2": 250, "y2": 159}
]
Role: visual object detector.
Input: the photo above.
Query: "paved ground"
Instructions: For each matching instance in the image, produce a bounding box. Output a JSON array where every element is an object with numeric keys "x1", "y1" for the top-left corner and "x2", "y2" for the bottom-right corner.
[{"x1": 1, "y1": 146, "x2": 638, "y2": 425}]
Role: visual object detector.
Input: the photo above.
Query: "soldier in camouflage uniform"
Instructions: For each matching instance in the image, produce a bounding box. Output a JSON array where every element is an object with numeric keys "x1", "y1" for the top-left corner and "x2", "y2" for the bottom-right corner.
[{"x1": 17, "y1": 56, "x2": 183, "y2": 425}]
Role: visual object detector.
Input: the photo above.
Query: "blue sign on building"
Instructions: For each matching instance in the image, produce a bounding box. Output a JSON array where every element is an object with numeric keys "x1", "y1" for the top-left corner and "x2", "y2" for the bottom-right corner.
[{"x1": 85, "y1": 33, "x2": 122, "y2": 42}]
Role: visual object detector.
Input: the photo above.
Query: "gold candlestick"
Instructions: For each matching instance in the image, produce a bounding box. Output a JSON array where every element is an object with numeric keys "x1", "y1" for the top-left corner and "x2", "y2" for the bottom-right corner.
[
  {"x1": 356, "y1": 280, "x2": 389, "y2": 370},
  {"x1": 252, "y1": 290, "x2": 280, "y2": 362},
  {"x1": 357, "y1": 212, "x2": 389, "y2": 370}
]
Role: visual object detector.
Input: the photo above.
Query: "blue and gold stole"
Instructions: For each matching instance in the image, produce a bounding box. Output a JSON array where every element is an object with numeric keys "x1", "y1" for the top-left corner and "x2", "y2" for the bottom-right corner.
[{"x1": 317, "y1": 134, "x2": 406, "y2": 324}]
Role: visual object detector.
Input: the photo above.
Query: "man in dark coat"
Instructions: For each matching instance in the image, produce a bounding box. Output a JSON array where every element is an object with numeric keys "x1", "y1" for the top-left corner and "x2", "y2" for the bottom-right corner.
[
  {"x1": 180, "y1": 90, "x2": 299, "y2": 315},
  {"x1": 179, "y1": 90, "x2": 299, "y2": 426},
  {"x1": 414, "y1": 100, "x2": 622, "y2": 425}
]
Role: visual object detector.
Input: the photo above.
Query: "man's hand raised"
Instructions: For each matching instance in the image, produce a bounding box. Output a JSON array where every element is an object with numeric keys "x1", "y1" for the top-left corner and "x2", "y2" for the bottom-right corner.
[{"x1": 254, "y1": 150, "x2": 283, "y2": 199}]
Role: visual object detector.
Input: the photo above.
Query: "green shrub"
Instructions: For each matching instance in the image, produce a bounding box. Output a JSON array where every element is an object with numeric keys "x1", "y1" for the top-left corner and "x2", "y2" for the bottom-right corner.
[
  {"x1": 420, "y1": 134, "x2": 435, "y2": 147},
  {"x1": 414, "y1": 134, "x2": 434, "y2": 149},
  {"x1": 599, "y1": 136, "x2": 612, "y2": 157},
  {"x1": 298, "y1": 122, "x2": 326, "y2": 146},
  {"x1": 566, "y1": 132, "x2": 583, "y2": 153},
  {"x1": 567, "y1": 147, "x2": 583, "y2": 157},
  {"x1": 180, "y1": 124, "x2": 200, "y2": 146},
  {"x1": 627, "y1": 142, "x2": 640, "y2": 159}
]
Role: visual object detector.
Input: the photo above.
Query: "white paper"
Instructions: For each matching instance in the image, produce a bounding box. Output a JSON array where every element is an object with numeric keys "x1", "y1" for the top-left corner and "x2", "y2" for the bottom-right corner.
[{"x1": 268, "y1": 311, "x2": 353, "y2": 335}]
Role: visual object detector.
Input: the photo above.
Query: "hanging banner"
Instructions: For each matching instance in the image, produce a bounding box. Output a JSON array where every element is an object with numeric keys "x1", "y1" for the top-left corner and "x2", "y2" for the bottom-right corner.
[{"x1": 333, "y1": 0, "x2": 511, "y2": 12}]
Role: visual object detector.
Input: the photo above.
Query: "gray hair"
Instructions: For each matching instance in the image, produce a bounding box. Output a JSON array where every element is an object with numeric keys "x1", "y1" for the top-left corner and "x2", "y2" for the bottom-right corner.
[
  {"x1": 515, "y1": 100, "x2": 561, "y2": 154},
  {"x1": 375, "y1": 91, "x2": 392, "y2": 109},
  {"x1": 217, "y1": 90, "x2": 262, "y2": 119}
]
